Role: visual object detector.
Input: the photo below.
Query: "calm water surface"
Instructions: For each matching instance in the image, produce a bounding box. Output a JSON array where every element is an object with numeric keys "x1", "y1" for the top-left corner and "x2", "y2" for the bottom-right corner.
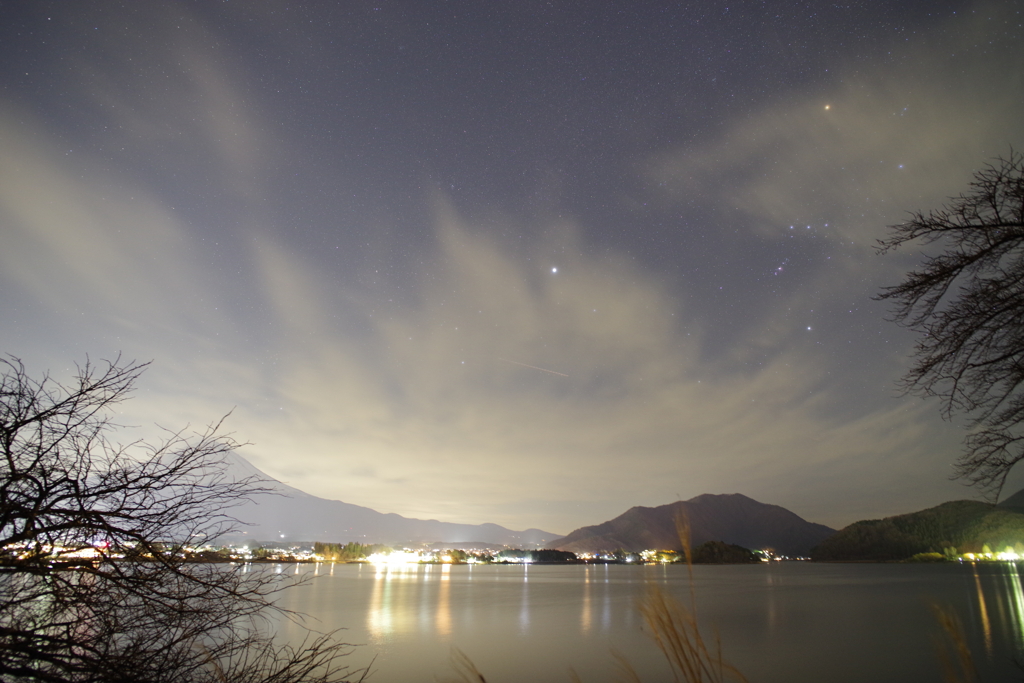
[{"x1": 265, "y1": 562, "x2": 1024, "y2": 682}]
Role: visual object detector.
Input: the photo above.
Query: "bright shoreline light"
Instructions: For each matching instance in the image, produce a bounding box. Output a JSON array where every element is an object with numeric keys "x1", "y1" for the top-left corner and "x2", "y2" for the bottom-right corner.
[{"x1": 367, "y1": 550, "x2": 422, "y2": 565}]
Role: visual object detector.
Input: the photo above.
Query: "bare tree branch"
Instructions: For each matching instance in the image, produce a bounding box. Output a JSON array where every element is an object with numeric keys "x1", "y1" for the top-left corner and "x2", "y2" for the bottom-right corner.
[
  {"x1": 876, "y1": 151, "x2": 1024, "y2": 498},
  {"x1": 0, "y1": 356, "x2": 365, "y2": 682}
]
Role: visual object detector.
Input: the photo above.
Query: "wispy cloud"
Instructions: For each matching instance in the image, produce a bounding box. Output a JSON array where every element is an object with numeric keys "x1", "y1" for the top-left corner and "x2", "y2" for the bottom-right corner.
[
  {"x1": 2, "y1": 3, "x2": 1013, "y2": 534},
  {"x1": 650, "y1": 8, "x2": 1023, "y2": 245}
]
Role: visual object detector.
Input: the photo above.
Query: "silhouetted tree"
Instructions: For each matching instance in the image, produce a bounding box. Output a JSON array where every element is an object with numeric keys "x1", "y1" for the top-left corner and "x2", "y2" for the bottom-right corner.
[
  {"x1": 877, "y1": 152, "x2": 1024, "y2": 498},
  {"x1": 0, "y1": 356, "x2": 364, "y2": 683},
  {"x1": 690, "y1": 541, "x2": 758, "y2": 564}
]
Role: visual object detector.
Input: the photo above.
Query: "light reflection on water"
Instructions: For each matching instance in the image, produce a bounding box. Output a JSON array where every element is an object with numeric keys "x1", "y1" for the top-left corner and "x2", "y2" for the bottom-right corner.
[
  {"x1": 519, "y1": 567, "x2": 530, "y2": 634},
  {"x1": 270, "y1": 562, "x2": 1024, "y2": 683},
  {"x1": 437, "y1": 564, "x2": 451, "y2": 637},
  {"x1": 971, "y1": 565, "x2": 992, "y2": 656},
  {"x1": 580, "y1": 565, "x2": 591, "y2": 635},
  {"x1": 1007, "y1": 563, "x2": 1024, "y2": 644}
]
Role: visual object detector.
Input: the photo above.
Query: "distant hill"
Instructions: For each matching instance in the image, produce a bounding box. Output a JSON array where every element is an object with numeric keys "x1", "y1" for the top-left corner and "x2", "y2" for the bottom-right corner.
[
  {"x1": 218, "y1": 453, "x2": 560, "y2": 548},
  {"x1": 552, "y1": 493, "x2": 834, "y2": 557},
  {"x1": 997, "y1": 486, "x2": 1024, "y2": 511},
  {"x1": 810, "y1": 498, "x2": 1024, "y2": 561}
]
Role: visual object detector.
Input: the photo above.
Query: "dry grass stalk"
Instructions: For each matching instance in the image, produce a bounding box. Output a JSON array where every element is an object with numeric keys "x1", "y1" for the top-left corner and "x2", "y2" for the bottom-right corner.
[
  {"x1": 611, "y1": 649, "x2": 644, "y2": 683},
  {"x1": 932, "y1": 604, "x2": 978, "y2": 683},
  {"x1": 639, "y1": 586, "x2": 748, "y2": 683},
  {"x1": 438, "y1": 646, "x2": 488, "y2": 683}
]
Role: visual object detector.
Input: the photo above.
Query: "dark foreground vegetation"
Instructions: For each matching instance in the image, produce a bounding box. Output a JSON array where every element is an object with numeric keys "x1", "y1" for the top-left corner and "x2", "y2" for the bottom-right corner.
[{"x1": 0, "y1": 356, "x2": 365, "y2": 683}]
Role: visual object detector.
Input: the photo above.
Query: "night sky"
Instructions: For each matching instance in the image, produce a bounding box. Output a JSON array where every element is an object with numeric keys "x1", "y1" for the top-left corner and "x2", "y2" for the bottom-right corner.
[{"x1": 2, "y1": 1, "x2": 1022, "y2": 534}]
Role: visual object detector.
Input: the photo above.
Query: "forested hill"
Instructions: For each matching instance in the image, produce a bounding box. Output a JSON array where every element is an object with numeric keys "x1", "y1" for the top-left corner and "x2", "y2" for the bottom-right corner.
[{"x1": 810, "y1": 500, "x2": 1024, "y2": 561}]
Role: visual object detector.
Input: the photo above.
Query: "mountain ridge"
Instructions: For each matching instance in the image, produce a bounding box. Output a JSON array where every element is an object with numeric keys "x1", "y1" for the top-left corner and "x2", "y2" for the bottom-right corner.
[
  {"x1": 219, "y1": 453, "x2": 560, "y2": 547},
  {"x1": 553, "y1": 493, "x2": 834, "y2": 557}
]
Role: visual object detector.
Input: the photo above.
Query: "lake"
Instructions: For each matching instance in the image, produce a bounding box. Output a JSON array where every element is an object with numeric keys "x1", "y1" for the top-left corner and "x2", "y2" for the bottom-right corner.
[{"x1": 263, "y1": 561, "x2": 1024, "y2": 682}]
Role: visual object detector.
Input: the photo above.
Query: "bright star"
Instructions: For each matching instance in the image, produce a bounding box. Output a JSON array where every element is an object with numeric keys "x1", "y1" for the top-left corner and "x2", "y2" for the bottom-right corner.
[{"x1": 551, "y1": 267, "x2": 557, "y2": 273}]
